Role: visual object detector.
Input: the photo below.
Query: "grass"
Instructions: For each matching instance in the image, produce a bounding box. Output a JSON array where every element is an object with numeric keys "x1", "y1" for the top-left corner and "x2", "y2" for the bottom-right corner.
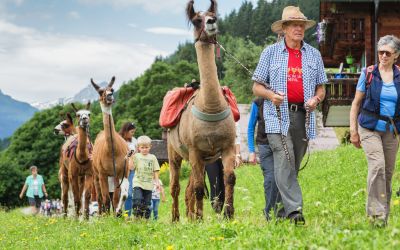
[{"x1": 1, "y1": 145, "x2": 400, "y2": 249}]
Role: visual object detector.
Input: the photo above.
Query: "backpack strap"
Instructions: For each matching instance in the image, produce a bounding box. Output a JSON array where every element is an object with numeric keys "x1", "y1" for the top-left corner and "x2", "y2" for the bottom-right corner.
[{"x1": 365, "y1": 65, "x2": 375, "y2": 89}]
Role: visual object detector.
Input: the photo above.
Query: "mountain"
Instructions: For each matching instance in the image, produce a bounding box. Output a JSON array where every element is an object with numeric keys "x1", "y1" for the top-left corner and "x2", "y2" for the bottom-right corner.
[
  {"x1": 0, "y1": 89, "x2": 38, "y2": 139},
  {"x1": 31, "y1": 81, "x2": 108, "y2": 110}
]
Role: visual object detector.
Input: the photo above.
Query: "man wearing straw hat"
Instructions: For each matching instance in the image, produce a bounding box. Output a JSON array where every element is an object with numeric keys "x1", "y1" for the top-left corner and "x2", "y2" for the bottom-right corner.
[{"x1": 252, "y1": 6, "x2": 327, "y2": 224}]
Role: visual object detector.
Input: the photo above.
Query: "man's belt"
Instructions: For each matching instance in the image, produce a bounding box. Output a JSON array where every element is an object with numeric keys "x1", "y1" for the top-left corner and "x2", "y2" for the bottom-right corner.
[{"x1": 288, "y1": 103, "x2": 306, "y2": 112}]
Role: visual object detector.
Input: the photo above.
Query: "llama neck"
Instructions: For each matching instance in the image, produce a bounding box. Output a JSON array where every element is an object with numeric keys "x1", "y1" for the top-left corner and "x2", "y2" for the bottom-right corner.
[
  {"x1": 77, "y1": 126, "x2": 88, "y2": 158},
  {"x1": 194, "y1": 42, "x2": 226, "y2": 113},
  {"x1": 101, "y1": 104, "x2": 117, "y2": 148}
]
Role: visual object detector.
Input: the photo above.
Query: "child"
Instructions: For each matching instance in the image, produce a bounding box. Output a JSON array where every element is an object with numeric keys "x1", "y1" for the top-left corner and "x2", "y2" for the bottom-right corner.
[
  {"x1": 151, "y1": 178, "x2": 166, "y2": 220},
  {"x1": 130, "y1": 135, "x2": 160, "y2": 219}
]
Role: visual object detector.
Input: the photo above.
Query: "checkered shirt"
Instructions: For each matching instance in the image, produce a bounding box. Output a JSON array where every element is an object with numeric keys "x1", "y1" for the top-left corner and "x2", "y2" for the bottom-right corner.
[{"x1": 252, "y1": 40, "x2": 327, "y2": 139}]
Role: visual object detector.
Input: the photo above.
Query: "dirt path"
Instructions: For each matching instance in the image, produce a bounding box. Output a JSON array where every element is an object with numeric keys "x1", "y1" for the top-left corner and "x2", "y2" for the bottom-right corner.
[{"x1": 309, "y1": 112, "x2": 340, "y2": 152}]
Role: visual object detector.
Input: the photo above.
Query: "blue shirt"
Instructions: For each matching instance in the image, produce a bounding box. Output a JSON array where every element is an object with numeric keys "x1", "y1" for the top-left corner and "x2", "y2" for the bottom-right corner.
[
  {"x1": 357, "y1": 70, "x2": 397, "y2": 132},
  {"x1": 252, "y1": 40, "x2": 328, "y2": 139},
  {"x1": 247, "y1": 102, "x2": 258, "y2": 153}
]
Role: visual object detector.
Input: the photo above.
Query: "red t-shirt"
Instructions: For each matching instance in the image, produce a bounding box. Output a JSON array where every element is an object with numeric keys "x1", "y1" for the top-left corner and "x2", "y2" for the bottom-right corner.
[{"x1": 286, "y1": 46, "x2": 304, "y2": 103}]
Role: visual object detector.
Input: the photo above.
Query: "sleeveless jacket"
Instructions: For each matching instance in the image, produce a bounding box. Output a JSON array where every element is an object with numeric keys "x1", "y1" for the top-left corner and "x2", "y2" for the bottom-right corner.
[
  {"x1": 255, "y1": 98, "x2": 268, "y2": 145},
  {"x1": 358, "y1": 64, "x2": 400, "y2": 132}
]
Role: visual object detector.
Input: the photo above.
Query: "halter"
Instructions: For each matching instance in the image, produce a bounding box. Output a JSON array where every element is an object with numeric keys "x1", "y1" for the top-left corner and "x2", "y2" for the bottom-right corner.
[{"x1": 194, "y1": 16, "x2": 218, "y2": 44}]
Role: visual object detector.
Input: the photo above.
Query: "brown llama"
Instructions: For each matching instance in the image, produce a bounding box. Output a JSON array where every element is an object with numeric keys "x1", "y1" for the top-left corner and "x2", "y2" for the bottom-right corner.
[
  {"x1": 55, "y1": 113, "x2": 76, "y2": 216},
  {"x1": 63, "y1": 102, "x2": 94, "y2": 218},
  {"x1": 91, "y1": 77, "x2": 129, "y2": 214},
  {"x1": 166, "y1": 0, "x2": 236, "y2": 222}
]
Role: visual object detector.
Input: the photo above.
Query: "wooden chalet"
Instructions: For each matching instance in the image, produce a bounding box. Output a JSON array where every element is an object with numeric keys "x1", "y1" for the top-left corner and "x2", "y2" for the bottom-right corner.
[{"x1": 319, "y1": 0, "x2": 400, "y2": 126}]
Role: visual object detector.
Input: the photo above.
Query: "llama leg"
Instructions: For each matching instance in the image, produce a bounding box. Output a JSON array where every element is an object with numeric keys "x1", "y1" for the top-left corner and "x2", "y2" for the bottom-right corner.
[
  {"x1": 185, "y1": 174, "x2": 195, "y2": 220},
  {"x1": 61, "y1": 168, "x2": 69, "y2": 217},
  {"x1": 168, "y1": 144, "x2": 182, "y2": 222},
  {"x1": 79, "y1": 175, "x2": 85, "y2": 215},
  {"x1": 222, "y1": 150, "x2": 236, "y2": 219},
  {"x1": 70, "y1": 172, "x2": 81, "y2": 217},
  {"x1": 189, "y1": 152, "x2": 205, "y2": 220},
  {"x1": 83, "y1": 175, "x2": 93, "y2": 219},
  {"x1": 93, "y1": 172, "x2": 103, "y2": 214},
  {"x1": 99, "y1": 174, "x2": 110, "y2": 214},
  {"x1": 113, "y1": 184, "x2": 121, "y2": 216}
]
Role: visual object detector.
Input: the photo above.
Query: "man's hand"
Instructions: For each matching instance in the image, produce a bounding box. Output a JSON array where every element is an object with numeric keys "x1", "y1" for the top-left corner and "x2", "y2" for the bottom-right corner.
[
  {"x1": 306, "y1": 96, "x2": 320, "y2": 112},
  {"x1": 350, "y1": 130, "x2": 362, "y2": 148},
  {"x1": 271, "y1": 91, "x2": 284, "y2": 106},
  {"x1": 248, "y1": 152, "x2": 256, "y2": 164}
]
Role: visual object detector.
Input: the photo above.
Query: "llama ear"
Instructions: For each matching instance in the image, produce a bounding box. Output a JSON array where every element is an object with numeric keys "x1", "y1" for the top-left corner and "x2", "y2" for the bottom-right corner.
[
  {"x1": 208, "y1": 0, "x2": 217, "y2": 14},
  {"x1": 71, "y1": 103, "x2": 79, "y2": 112},
  {"x1": 86, "y1": 101, "x2": 91, "y2": 110},
  {"x1": 66, "y1": 112, "x2": 73, "y2": 124},
  {"x1": 91, "y1": 78, "x2": 101, "y2": 92},
  {"x1": 108, "y1": 76, "x2": 115, "y2": 88},
  {"x1": 186, "y1": 0, "x2": 196, "y2": 21}
]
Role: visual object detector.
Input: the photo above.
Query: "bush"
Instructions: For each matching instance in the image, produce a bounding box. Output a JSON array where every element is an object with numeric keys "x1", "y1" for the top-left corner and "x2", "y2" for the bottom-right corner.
[{"x1": 158, "y1": 160, "x2": 192, "y2": 187}]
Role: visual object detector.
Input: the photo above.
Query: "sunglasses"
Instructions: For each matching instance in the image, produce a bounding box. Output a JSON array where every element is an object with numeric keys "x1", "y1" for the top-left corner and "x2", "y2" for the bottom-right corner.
[{"x1": 378, "y1": 50, "x2": 394, "y2": 57}]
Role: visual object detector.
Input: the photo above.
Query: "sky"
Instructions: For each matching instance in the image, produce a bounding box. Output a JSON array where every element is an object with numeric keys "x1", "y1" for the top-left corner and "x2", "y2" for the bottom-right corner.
[{"x1": 0, "y1": 0, "x2": 259, "y2": 104}]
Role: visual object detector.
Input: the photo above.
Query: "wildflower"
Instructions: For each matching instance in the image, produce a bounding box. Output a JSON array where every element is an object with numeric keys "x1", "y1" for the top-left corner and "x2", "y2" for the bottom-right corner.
[
  {"x1": 393, "y1": 199, "x2": 400, "y2": 206},
  {"x1": 80, "y1": 232, "x2": 88, "y2": 238},
  {"x1": 166, "y1": 245, "x2": 174, "y2": 250}
]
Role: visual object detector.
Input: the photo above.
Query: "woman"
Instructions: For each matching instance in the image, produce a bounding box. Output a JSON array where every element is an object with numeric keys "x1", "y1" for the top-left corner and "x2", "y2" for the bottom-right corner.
[
  {"x1": 19, "y1": 166, "x2": 48, "y2": 215},
  {"x1": 118, "y1": 122, "x2": 137, "y2": 216},
  {"x1": 350, "y1": 35, "x2": 400, "y2": 227}
]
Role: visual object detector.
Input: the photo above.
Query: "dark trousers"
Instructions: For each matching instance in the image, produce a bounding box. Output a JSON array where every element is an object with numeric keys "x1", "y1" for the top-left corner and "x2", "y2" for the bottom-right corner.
[
  {"x1": 205, "y1": 159, "x2": 225, "y2": 213},
  {"x1": 132, "y1": 187, "x2": 152, "y2": 219}
]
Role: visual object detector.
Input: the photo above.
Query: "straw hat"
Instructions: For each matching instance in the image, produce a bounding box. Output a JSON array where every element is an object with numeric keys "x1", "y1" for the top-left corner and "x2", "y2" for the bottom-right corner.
[{"x1": 271, "y1": 6, "x2": 316, "y2": 34}]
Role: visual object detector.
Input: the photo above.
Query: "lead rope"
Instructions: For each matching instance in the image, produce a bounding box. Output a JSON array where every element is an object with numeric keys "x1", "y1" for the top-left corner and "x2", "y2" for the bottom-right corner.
[
  {"x1": 216, "y1": 41, "x2": 291, "y2": 163},
  {"x1": 299, "y1": 104, "x2": 311, "y2": 171}
]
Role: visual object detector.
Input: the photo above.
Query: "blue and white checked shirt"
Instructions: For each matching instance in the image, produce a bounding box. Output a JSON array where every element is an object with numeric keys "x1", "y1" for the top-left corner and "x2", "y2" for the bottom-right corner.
[{"x1": 252, "y1": 40, "x2": 327, "y2": 139}]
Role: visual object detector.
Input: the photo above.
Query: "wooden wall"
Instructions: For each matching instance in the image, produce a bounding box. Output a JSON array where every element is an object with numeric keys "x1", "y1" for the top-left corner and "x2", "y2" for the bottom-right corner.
[{"x1": 320, "y1": 1, "x2": 400, "y2": 68}]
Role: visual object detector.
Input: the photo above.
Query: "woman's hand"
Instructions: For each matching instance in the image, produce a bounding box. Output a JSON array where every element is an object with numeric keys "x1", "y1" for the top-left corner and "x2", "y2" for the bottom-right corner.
[
  {"x1": 350, "y1": 130, "x2": 361, "y2": 148},
  {"x1": 19, "y1": 193, "x2": 23, "y2": 199},
  {"x1": 248, "y1": 152, "x2": 256, "y2": 164},
  {"x1": 235, "y1": 154, "x2": 242, "y2": 168}
]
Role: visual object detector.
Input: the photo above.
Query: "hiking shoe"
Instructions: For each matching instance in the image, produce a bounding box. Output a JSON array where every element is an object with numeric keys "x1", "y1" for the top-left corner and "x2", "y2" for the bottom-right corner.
[{"x1": 288, "y1": 211, "x2": 305, "y2": 225}]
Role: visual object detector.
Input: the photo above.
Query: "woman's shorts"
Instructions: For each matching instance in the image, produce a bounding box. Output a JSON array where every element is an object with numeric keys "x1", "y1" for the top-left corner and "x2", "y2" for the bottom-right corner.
[{"x1": 28, "y1": 195, "x2": 41, "y2": 208}]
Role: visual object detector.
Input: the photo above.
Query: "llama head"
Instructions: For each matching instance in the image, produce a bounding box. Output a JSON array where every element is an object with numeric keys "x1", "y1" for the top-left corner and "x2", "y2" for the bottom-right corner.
[
  {"x1": 71, "y1": 102, "x2": 91, "y2": 129},
  {"x1": 91, "y1": 76, "x2": 115, "y2": 107},
  {"x1": 186, "y1": 0, "x2": 218, "y2": 42}
]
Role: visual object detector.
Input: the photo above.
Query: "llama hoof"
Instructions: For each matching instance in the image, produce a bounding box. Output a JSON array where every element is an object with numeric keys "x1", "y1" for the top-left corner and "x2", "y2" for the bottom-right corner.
[{"x1": 223, "y1": 207, "x2": 234, "y2": 220}]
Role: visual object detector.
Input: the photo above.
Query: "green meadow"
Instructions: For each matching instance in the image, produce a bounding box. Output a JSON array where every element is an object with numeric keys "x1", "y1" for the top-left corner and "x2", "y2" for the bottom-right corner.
[{"x1": 1, "y1": 145, "x2": 400, "y2": 249}]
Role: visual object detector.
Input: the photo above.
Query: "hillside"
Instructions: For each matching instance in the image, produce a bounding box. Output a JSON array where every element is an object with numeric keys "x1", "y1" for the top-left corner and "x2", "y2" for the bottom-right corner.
[
  {"x1": 0, "y1": 90, "x2": 37, "y2": 139},
  {"x1": 2, "y1": 146, "x2": 400, "y2": 248}
]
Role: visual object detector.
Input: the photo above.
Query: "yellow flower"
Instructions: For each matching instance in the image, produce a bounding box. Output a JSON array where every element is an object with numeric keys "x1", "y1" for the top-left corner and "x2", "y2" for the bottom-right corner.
[
  {"x1": 217, "y1": 236, "x2": 224, "y2": 241},
  {"x1": 166, "y1": 245, "x2": 174, "y2": 250},
  {"x1": 80, "y1": 232, "x2": 88, "y2": 238},
  {"x1": 393, "y1": 199, "x2": 400, "y2": 206}
]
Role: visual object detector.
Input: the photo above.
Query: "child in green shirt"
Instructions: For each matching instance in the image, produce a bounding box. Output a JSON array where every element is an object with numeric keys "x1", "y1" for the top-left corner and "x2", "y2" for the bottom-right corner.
[{"x1": 130, "y1": 135, "x2": 160, "y2": 219}]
